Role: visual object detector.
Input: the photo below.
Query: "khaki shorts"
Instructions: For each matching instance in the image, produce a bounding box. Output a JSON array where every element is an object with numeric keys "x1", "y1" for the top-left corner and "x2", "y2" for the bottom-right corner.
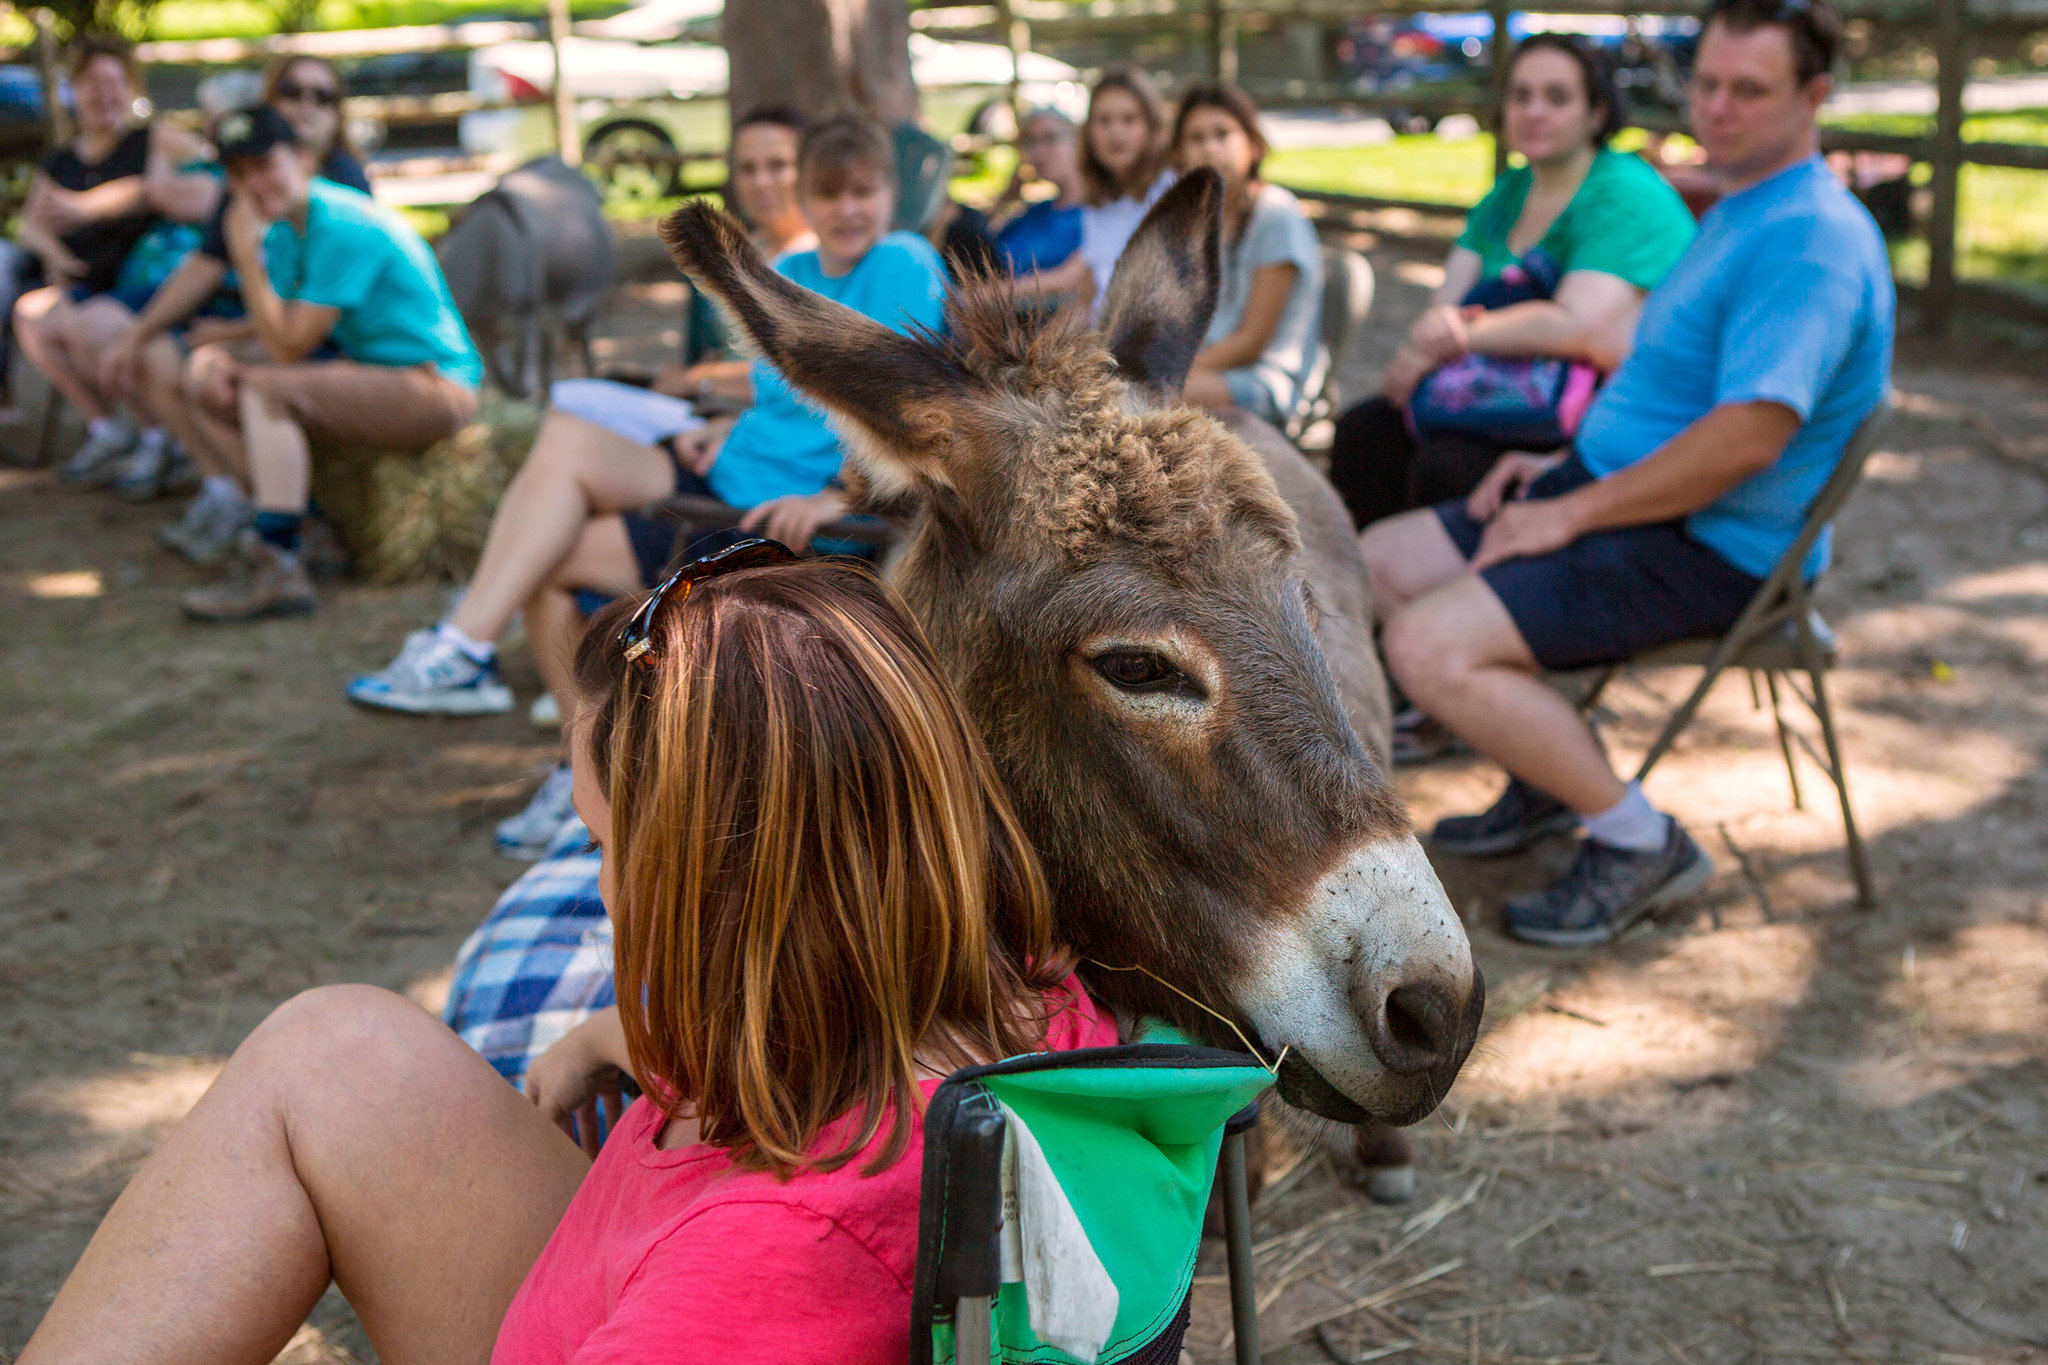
[{"x1": 240, "y1": 359, "x2": 479, "y2": 454}]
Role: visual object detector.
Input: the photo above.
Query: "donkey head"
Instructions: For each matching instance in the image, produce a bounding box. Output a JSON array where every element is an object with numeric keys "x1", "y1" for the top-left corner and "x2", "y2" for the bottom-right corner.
[{"x1": 661, "y1": 173, "x2": 1479, "y2": 1127}]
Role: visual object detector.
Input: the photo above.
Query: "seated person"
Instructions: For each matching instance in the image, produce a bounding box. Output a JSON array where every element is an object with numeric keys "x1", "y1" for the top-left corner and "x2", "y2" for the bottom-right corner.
[
  {"x1": 344, "y1": 114, "x2": 947, "y2": 860},
  {"x1": 104, "y1": 55, "x2": 374, "y2": 522},
  {"x1": 992, "y1": 107, "x2": 1085, "y2": 277},
  {"x1": 1172, "y1": 84, "x2": 1323, "y2": 424},
  {"x1": 20, "y1": 552, "x2": 1113, "y2": 1365},
  {"x1": 8, "y1": 37, "x2": 219, "y2": 478},
  {"x1": 1009, "y1": 64, "x2": 1174, "y2": 316},
  {"x1": 176, "y1": 108, "x2": 483, "y2": 623},
  {"x1": 1328, "y1": 36, "x2": 1696, "y2": 532},
  {"x1": 1358, "y1": 0, "x2": 1892, "y2": 948}
]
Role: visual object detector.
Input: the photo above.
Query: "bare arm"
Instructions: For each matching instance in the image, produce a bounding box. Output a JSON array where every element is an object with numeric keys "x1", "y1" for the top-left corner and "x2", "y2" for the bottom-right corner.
[
  {"x1": 145, "y1": 123, "x2": 225, "y2": 223},
  {"x1": 1007, "y1": 249, "x2": 1093, "y2": 302},
  {"x1": 128, "y1": 252, "x2": 228, "y2": 341},
  {"x1": 13, "y1": 179, "x2": 84, "y2": 279},
  {"x1": 224, "y1": 199, "x2": 338, "y2": 363},
  {"x1": 1429, "y1": 246, "x2": 1483, "y2": 309},
  {"x1": 1470, "y1": 401, "x2": 1802, "y2": 570},
  {"x1": 1192, "y1": 261, "x2": 1298, "y2": 372},
  {"x1": 1457, "y1": 271, "x2": 1645, "y2": 372}
]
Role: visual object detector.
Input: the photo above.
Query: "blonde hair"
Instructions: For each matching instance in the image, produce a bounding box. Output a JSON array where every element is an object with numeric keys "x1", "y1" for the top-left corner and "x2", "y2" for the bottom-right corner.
[{"x1": 574, "y1": 559, "x2": 1067, "y2": 1177}]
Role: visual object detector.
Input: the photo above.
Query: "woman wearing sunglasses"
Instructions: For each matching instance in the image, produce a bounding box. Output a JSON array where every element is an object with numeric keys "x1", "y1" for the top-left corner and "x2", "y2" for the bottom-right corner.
[{"x1": 22, "y1": 546, "x2": 1115, "y2": 1365}]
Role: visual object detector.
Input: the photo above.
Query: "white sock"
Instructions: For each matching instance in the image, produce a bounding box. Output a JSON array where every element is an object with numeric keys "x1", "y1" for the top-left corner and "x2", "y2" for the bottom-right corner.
[
  {"x1": 435, "y1": 620, "x2": 495, "y2": 664},
  {"x1": 1580, "y1": 782, "x2": 1670, "y2": 853},
  {"x1": 202, "y1": 475, "x2": 244, "y2": 503}
]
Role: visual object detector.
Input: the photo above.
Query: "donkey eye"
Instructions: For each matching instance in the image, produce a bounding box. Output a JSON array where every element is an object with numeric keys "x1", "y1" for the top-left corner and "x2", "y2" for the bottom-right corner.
[{"x1": 1093, "y1": 650, "x2": 1198, "y2": 696}]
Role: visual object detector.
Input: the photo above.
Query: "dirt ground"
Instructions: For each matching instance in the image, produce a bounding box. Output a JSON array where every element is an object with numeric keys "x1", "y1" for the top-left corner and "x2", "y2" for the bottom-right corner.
[{"x1": 3, "y1": 216, "x2": 2045, "y2": 1365}]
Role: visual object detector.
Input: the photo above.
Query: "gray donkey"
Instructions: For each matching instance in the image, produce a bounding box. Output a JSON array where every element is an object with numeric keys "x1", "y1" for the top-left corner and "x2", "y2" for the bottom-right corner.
[
  {"x1": 661, "y1": 171, "x2": 1482, "y2": 1198},
  {"x1": 436, "y1": 156, "x2": 614, "y2": 398}
]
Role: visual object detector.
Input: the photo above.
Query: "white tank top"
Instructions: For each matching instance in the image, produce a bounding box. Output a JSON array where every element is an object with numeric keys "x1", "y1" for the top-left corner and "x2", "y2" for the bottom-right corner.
[{"x1": 1077, "y1": 169, "x2": 1178, "y2": 320}]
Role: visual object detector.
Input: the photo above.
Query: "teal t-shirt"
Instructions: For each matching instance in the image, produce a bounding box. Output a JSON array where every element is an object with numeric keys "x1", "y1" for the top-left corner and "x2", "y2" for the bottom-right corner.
[
  {"x1": 1457, "y1": 147, "x2": 1696, "y2": 290},
  {"x1": 261, "y1": 179, "x2": 483, "y2": 388},
  {"x1": 706, "y1": 231, "x2": 948, "y2": 509}
]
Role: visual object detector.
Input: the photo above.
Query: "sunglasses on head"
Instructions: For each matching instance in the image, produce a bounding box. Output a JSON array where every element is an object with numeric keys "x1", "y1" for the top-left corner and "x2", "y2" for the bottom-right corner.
[
  {"x1": 616, "y1": 538, "x2": 798, "y2": 669},
  {"x1": 274, "y1": 80, "x2": 340, "y2": 107}
]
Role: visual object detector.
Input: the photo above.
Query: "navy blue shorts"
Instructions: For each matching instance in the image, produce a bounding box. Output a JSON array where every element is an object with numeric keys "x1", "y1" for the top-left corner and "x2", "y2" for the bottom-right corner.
[{"x1": 1433, "y1": 454, "x2": 1763, "y2": 672}]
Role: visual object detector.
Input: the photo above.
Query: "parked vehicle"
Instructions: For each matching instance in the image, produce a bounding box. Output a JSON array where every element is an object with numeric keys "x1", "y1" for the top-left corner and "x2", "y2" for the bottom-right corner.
[{"x1": 458, "y1": 34, "x2": 1081, "y2": 200}]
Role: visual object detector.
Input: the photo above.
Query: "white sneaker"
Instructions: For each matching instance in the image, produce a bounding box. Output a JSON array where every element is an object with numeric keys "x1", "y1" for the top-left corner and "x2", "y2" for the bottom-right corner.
[
  {"x1": 496, "y1": 762, "x2": 576, "y2": 860},
  {"x1": 59, "y1": 419, "x2": 137, "y2": 488},
  {"x1": 529, "y1": 692, "x2": 561, "y2": 730},
  {"x1": 346, "y1": 628, "x2": 514, "y2": 716}
]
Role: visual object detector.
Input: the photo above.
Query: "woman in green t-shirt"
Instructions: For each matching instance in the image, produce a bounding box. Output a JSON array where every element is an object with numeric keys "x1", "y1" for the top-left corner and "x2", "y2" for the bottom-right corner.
[{"x1": 1328, "y1": 34, "x2": 1696, "y2": 531}]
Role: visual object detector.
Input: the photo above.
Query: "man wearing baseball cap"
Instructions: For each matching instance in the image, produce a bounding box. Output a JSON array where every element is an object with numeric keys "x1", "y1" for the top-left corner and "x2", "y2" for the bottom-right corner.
[{"x1": 180, "y1": 105, "x2": 483, "y2": 621}]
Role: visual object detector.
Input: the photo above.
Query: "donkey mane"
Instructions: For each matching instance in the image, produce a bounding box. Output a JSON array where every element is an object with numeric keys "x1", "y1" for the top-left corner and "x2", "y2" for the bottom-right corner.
[{"x1": 935, "y1": 274, "x2": 1303, "y2": 567}]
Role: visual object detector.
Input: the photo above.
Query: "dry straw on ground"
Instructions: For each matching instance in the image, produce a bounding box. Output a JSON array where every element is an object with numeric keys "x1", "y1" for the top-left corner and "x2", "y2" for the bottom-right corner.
[{"x1": 310, "y1": 391, "x2": 544, "y2": 584}]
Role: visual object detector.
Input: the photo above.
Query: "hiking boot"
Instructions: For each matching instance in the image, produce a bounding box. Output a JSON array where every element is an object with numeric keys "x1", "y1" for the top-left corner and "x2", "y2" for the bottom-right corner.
[
  {"x1": 346, "y1": 628, "x2": 514, "y2": 716},
  {"x1": 495, "y1": 761, "x2": 577, "y2": 861},
  {"x1": 57, "y1": 419, "x2": 136, "y2": 488},
  {"x1": 1391, "y1": 706, "x2": 1467, "y2": 766},
  {"x1": 180, "y1": 533, "x2": 317, "y2": 623},
  {"x1": 1432, "y1": 778, "x2": 1580, "y2": 858},
  {"x1": 159, "y1": 491, "x2": 252, "y2": 566},
  {"x1": 1504, "y1": 821, "x2": 1714, "y2": 948},
  {"x1": 110, "y1": 429, "x2": 172, "y2": 502}
]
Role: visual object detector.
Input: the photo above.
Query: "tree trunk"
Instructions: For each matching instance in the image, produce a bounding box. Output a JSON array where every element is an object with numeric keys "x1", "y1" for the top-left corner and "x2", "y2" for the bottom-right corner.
[{"x1": 724, "y1": 0, "x2": 918, "y2": 127}]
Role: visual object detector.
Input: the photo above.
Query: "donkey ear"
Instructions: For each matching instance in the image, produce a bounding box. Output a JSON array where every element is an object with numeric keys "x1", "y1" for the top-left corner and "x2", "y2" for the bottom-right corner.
[
  {"x1": 1095, "y1": 169, "x2": 1224, "y2": 400},
  {"x1": 657, "y1": 201, "x2": 977, "y2": 498}
]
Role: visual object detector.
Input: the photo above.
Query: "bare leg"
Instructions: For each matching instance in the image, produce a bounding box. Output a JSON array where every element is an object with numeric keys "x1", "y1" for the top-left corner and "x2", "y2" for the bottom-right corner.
[
  {"x1": 13, "y1": 287, "x2": 108, "y2": 421},
  {"x1": 53, "y1": 296, "x2": 136, "y2": 418},
  {"x1": 1358, "y1": 508, "x2": 1469, "y2": 616},
  {"x1": 20, "y1": 985, "x2": 588, "y2": 1365},
  {"x1": 1180, "y1": 366, "x2": 1234, "y2": 413},
  {"x1": 181, "y1": 344, "x2": 251, "y2": 483},
  {"x1": 524, "y1": 514, "x2": 642, "y2": 748},
  {"x1": 446, "y1": 412, "x2": 674, "y2": 644},
  {"x1": 239, "y1": 381, "x2": 313, "y2": 514},
  {"x1": 141, "y1": 334, "x2": 226, "y2": 474},
  {"x1": 1381, "y1": 573, "x2": 1628, "y2": 815}
]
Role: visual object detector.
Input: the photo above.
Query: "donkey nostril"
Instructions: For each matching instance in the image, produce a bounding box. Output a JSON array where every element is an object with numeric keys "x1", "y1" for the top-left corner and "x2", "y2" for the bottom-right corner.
[{"x1": 1381, "y1": 983, "x2": 1456, "y2": 1073}]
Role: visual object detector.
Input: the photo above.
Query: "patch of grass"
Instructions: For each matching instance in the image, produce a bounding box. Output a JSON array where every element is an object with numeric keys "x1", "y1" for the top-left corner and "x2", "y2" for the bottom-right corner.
[
  {"x1": 1821, "y1": 107, "x2": 2048, "y2": 145},
  {"x1": 1265, "y1": 132, "x2": 1498, "y2": 209}
]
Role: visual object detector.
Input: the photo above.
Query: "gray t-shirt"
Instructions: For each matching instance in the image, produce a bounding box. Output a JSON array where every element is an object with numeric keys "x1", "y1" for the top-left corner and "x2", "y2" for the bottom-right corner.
[{"x1": 1204, "y1": 183, "x2": 1324, "y2": 414}]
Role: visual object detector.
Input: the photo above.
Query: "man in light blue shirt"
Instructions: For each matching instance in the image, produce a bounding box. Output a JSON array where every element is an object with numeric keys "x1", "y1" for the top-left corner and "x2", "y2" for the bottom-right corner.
[{"x1": 1359, "y1": 0, "x2": 1893, "y2": 946}]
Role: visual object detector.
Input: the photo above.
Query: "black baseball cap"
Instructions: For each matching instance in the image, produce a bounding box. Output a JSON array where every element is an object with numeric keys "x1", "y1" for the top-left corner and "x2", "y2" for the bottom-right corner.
[{"x1": 214, "y1": 104, "x2": 300, "y2": 166}]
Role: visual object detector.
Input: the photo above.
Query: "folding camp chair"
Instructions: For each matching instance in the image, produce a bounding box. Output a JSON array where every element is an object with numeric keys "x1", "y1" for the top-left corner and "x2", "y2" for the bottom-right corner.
[
  {"x1": 1283, "y1": 247, "x2": 1376, "y2": 447},
  {"x1": 913, "y1": 1042, "x2": 1275, "y2": 1365},
  {"x1": 1574, "y1": 402, "x2": 1895, "y2": 910}
]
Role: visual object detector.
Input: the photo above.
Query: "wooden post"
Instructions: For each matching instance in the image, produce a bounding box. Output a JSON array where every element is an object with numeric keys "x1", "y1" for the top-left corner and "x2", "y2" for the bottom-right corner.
[
  {"x1": 1923, "y1": 0, "x2": 1966, "y2": 333},
  {"x1": 34, "y1": 8, "x2": 68, "y2": 147},
  {"x1": 547, "y1": 0, "x2": 580, "y2": 167},
  {"x1": 1488, "y1": 0, "x2": 1513, "y2": 179},
  {"x1": 994, "y1": 0, "x2": 1029, "y2": 119},
  {"x1": 1209, "y1": 0, "x2": 1238, "y2": 84}
]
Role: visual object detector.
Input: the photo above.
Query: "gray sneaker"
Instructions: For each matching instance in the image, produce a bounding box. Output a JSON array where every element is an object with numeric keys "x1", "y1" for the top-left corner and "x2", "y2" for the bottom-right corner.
[
  {"x1": 1432, "y1": 778, "x2": 1580, "y2": 858},
  {"x1": 495, "y1": 762, "x2": 577, "y2": 861},
  {"x1": 58, "y1": 420, "x2": 137, "y2": 488},
  {"x1": 1505, "y1": 821, "x2": 1713, "y2": 948},
  {"x1": 111, "y1": 429, "x2": 172, "y2": 502},
  {"x1": 159, "y1": 492, "x2": 252, "y2": 566}
]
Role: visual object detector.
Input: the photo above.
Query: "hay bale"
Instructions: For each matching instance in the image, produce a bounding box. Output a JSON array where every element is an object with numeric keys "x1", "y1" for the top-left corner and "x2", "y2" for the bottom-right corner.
[{"x1": 311, "y1": 391, "x2": 543, "y2": 584}]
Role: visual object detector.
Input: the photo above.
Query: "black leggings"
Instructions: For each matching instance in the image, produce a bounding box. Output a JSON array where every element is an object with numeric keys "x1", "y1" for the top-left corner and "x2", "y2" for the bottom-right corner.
[{"x1": 1325, "y1": 395, "x2": 1518, "y2": 532}]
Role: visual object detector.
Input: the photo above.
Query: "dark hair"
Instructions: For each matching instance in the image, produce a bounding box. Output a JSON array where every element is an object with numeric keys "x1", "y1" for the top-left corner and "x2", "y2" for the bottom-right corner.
[
  {"x1": 734, "y1": 103, "x2": 807, "y2": 138},
  {"x1": 66, "y1": 34, "x2": 138, "y2": 87},
  {"x1": 262, "y1": 55, "x2": 355, "y2": 160},
  {"x1": 796, "y1": 113, "x2": 893, "y2": 198},
  {"x1": 1080, "y1": 63, "x2": 1169, "y2": 206},
  {"x1": 1502, "y1": 34, "x2": 1625, "y2": 148},
  {"x1": 1171, "y1": 82, "x2": 1270, "y2": 180},
  {"x1": 1706, "y1": 0, "x2": 1843, "y2": 84}
]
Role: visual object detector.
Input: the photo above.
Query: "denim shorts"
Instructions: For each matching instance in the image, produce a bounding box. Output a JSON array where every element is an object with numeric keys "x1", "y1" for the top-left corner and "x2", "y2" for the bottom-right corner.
[
  {"x1": 1222, "y1": 367, "x2": 1282, "y2": 423},
  {"x1": 1433, "y1": 454, "x2": 1764, "y2": 672}
]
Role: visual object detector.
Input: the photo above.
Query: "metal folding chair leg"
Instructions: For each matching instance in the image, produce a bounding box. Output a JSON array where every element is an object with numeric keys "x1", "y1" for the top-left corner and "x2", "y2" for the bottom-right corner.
[
  {"x1": 1221, "y1": 1127, "x2": 1259, "y2": 1365},
  {"x1": 1763, "y1": 669, "x2": 1805, "y2": 811},
  {"x1": 1797, "y1": 647, "x2": 1875, "y2": 911}
]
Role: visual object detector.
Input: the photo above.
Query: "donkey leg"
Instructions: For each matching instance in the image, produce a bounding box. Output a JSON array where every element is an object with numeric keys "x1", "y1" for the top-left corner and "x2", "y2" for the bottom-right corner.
[{"x1": 1332, "y1": 1123, "x2": 1414, "y2": 1205}]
